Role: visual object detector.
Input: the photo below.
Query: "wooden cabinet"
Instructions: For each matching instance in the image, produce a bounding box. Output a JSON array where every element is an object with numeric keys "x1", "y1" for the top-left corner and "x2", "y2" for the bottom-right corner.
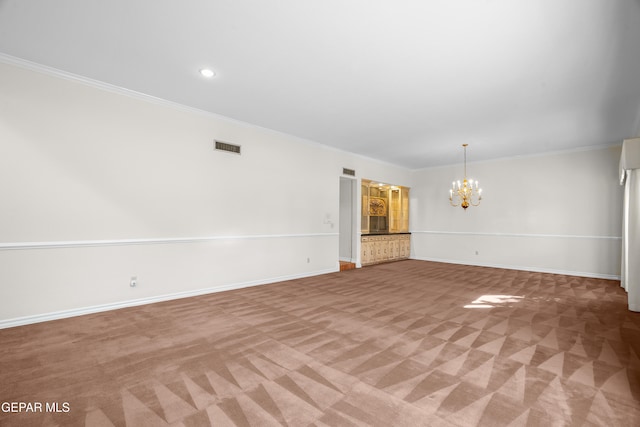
[
  {"x1": 361, "y1": 234, "x2": 410, "y2": 266},
  {"x1": 361, "y1": 236, "x2": 374, "y2": 265},
  {"x1": 399, "y1": 234, "x2": 410, "y2": 259}
]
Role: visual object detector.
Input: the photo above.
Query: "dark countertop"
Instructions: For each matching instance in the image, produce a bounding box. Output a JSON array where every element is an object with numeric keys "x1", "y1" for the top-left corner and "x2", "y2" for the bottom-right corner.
[{"x1": 362, "y1": 232, "x2": 411, "y2": 236}]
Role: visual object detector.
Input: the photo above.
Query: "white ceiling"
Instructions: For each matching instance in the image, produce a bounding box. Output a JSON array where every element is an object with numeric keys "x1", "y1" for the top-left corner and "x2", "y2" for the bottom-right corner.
[{"x1": 1, "y1": 0, "x2": 640, "y2": 168}]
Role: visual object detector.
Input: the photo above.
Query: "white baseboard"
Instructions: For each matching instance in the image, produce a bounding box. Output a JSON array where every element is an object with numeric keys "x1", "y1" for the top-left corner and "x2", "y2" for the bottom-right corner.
[
  {"x1": 0, "y1": 267, "x2": 337, "y2": 329},
  {"x1": 410, "y1": 256, "x2": 621, "y2": 281}
]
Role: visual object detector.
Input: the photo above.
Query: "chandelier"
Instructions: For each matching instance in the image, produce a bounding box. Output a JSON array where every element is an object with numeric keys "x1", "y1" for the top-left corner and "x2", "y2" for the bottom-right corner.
[{"x1": 449, "y1": 144, "x2": 482, "y2": 210}]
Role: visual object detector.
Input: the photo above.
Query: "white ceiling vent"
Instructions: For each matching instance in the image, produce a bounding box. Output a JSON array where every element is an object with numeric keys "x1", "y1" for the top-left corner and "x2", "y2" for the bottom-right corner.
[{"x1": 215, "y1": 140, "x2": 241, "y2": 155}]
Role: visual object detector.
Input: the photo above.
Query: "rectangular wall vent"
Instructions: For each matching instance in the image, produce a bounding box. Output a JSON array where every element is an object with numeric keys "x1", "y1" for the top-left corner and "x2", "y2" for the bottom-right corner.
[
  {"x1": 215, "y1": 140, "x2": 241, "y2": 154},
  {"x1": 342, "y1": 168, "x2": 356, "y2": 176}
]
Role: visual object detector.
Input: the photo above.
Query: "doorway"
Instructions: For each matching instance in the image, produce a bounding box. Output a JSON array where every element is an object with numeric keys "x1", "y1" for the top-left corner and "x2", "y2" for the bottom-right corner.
[{"x1": 339, "y1": 176, "x2": 358, "y2": 270}]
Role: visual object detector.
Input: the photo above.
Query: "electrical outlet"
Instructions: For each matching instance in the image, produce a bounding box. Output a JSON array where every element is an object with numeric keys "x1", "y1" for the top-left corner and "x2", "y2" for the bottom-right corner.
[{"x1": 130, "y1": 276, "x2": 137, "y2": 287}]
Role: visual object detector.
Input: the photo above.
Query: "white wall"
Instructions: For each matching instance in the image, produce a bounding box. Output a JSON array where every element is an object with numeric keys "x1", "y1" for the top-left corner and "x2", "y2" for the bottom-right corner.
[
  {"x1": 0, "y1": 58, "x2": 625, "y2": 328},
  {"x1": 0, "y1": 60, "x2": 411, "y2": 327},
  {"x1": 410, "y1": 145, "x2": 624, "y2": 278}
]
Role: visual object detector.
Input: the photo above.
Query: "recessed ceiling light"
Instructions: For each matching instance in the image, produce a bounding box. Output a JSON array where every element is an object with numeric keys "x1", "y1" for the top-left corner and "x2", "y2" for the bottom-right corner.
[{"x1": 199, "y1": 68, "x2": 216, "y2": 78}]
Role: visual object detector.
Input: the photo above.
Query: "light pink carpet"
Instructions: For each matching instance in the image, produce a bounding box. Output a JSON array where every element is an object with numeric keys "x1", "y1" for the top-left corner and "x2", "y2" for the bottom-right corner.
[{"x1": 1, "y1": 260, "x2": 639, "y2": 426}]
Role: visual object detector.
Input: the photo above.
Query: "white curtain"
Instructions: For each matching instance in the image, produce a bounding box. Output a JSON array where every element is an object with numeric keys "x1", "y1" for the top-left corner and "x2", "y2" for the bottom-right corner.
[{"x1": 620, "y1": 138, "x2": 640, "y2": 312}]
